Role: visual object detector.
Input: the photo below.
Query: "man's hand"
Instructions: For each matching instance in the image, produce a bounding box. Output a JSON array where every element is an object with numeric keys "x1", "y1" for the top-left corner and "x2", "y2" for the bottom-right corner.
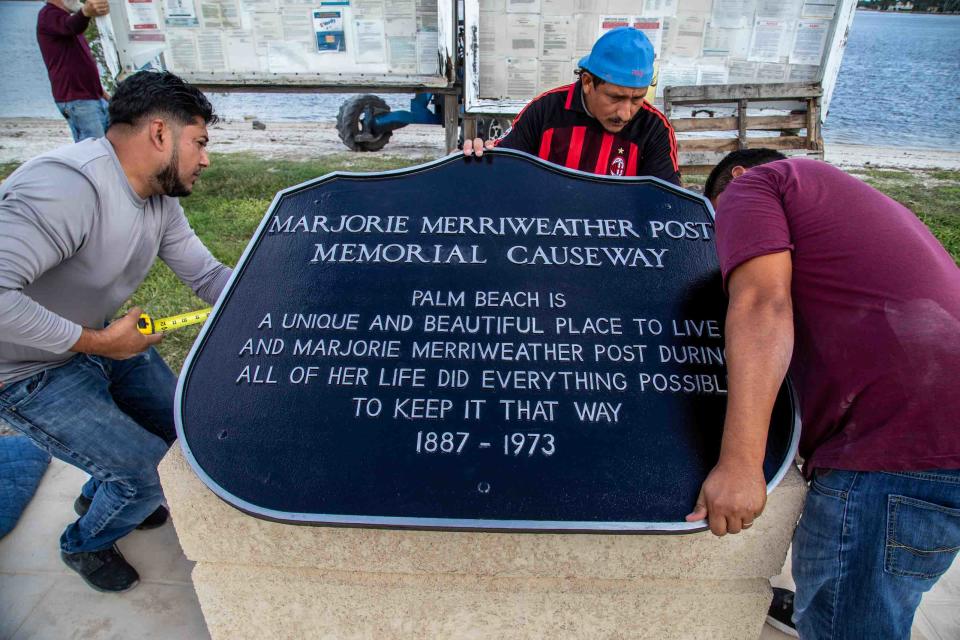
[
  {"x1": 81, "y1": 0, "x2": 110, "y2": 18},
  {"x1": 462, "y1": 138, "x2": 495, "y2": 157},
  {"x1": 685, "y1": 460, "x2": 767, "y2": 536},
  {"x1": 71, "y1": 307, "x2": 163, "y2": 360}
]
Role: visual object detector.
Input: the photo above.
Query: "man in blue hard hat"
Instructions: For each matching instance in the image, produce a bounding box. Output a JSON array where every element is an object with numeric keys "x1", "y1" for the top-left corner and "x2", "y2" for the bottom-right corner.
[{"x1": 464, "y1": 27, "x2": 680, "y2": 186}]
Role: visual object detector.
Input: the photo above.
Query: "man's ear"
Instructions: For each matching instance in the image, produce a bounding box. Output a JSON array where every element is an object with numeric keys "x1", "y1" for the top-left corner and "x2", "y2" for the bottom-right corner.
[
  {"x1": 147, "y1": 119, "x2": 168, "y2": 152},
  {"x1": 730, "y1": 165, "x2": 748, "y2": 179},
  {"x1": 581, "y1": 72, "x2": 593, "y2": 95}
]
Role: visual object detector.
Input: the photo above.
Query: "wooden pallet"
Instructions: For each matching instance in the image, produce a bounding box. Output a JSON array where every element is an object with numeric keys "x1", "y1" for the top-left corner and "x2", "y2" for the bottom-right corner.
[{"x1": 664, "y1": 82, "x2": 824, "y2": 175}]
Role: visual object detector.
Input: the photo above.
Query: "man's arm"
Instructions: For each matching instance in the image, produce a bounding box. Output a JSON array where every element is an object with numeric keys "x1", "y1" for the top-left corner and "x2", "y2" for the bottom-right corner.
[
  {"x1": 638, "y1": 110, "x2": 681, "y2": 185},
  {"x1": 0, "y1": 288, "x2": 161, "y2": 360},
  {"x1": 37, "y1": 0, "x2": 109, "y2": 36},
  {"x1": 71, "y1": 309, "x2": 163, "y2": 359},
  {"x1": 685, "y1": 250, "x2": 794, "y2": 535},
  {"x1": 158, "y1": 202, "x2": 232, "y2": 304},
  {"x1": 0, "y1": 164, "x2": 161, "y2": 359}
]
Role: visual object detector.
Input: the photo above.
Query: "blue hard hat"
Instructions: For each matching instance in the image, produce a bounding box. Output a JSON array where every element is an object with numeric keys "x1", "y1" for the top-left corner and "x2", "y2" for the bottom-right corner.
[{"x1": 578, "y1": 27, "x2": 655, "y2": 88}]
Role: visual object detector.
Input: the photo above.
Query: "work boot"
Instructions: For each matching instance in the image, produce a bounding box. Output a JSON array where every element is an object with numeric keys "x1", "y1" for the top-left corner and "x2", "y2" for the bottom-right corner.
[
  {"x1": 61, "y1": 545, "x2": 140, "y2": 593},
  {"x1": 74, "y1": 494, "x2": 169, "y2": 530},
  {"x1": 766, "y1": 587, "x2": 799, "y2": 637}
]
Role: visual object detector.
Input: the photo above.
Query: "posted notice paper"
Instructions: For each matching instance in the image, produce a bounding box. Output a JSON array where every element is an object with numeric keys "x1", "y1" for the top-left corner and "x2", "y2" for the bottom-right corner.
[
  {"x1": 748, "y1": 17, "x2": 788, "y2": 63},
  {"x1": 789, "y1": 18, "x2": 830, "y2": 66},
  {"x1": 164, "y1": 0, "x2": 199, "y2": 26},
  {"x1": 126, "y1": 0, "x2": 161, "y2": 30},
  {"x1": 313, "y1": 9, "x2": 345, "y2": 52}
]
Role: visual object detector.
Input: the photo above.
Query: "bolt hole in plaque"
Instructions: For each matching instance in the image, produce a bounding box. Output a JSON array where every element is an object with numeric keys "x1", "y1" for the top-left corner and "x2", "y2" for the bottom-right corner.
[{"x1": 176, "y1": 149, "x2": 798, "y2": 534}]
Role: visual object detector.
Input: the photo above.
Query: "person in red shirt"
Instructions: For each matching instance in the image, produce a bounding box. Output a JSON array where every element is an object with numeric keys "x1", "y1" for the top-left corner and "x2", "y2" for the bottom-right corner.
[
  {"x1": 36, "y1": 0, "x2": 110, "y2": 141},
  {"x1": 464, "y1": 27, "x2": 680, "y2": 186},
  {"x1": 688, "y1": 149, "x2": 960, "y2": 638}
]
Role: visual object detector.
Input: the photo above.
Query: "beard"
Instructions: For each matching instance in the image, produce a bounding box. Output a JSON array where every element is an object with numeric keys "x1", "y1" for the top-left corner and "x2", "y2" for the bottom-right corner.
[
  {"x1": 155, "y1": 147, "x2": 193, "y2": 197},
  {"x1": 64, "y1": 0, "x2": 83, "y2": 13}
]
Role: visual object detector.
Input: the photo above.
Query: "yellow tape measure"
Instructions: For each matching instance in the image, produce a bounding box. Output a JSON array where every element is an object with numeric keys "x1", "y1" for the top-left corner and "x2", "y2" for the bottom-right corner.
[{"x1": 138, "y1": 308, "x2": 212, "y2": 335}]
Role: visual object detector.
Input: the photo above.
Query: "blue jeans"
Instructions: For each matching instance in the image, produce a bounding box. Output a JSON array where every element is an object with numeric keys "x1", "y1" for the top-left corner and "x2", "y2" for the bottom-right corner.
[
  {"x1": 55, "y1": 98, "x2": 109, "y2": 142},
  {"x1": 792, "y1": 468, "x2": 960, "y2": 639},
  {"x1": 0, "y1": 349, "x2": 176, "y2": 553}
]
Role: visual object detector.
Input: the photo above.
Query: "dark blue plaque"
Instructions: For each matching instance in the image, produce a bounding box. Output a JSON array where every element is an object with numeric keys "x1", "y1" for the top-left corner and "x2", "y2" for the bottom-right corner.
[{"x1": 176, "y1": 149, "x2": 799, "y2": 533}]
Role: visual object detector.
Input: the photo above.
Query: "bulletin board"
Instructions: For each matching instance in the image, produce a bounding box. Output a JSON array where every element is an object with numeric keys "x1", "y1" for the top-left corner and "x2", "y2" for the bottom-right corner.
[
  {"x1": 464, "y1": 0, "x2": 857, "y2": 117},
  {"x1": 98, "y1": 0, "x2": 457, "y2": 89}
]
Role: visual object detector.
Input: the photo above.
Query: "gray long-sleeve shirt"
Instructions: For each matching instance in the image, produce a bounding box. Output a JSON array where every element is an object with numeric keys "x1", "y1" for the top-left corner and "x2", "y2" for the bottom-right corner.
[{"x1": 0, "y1": 137, "x2": 232, "y2": 384}]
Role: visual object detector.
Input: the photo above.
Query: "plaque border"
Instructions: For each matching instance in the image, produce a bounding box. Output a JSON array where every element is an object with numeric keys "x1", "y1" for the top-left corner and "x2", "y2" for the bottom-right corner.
[{"x1": 174, "y1": 148, "x2": 801, "y2": 534}]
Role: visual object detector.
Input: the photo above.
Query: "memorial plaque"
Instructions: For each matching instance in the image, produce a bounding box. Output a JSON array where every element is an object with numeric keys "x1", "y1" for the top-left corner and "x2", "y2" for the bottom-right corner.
[{"x1": 176, "y1": 149, "x2": 799, "y2": 533}]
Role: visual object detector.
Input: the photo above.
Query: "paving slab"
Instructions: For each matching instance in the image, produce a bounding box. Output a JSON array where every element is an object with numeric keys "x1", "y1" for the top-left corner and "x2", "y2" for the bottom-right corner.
[
  {"x1": 0, "y1": 480, "x2": 78, "y2": 575},
  {"x1": 0, "y1": 459, "x2": 209, "y2": 640},
  {"x1": 8, "y1": 579, "x2": 209, "y2": 640},
  {"x1": 0, "y1": 573, "x2": 57, "y2": 639}
]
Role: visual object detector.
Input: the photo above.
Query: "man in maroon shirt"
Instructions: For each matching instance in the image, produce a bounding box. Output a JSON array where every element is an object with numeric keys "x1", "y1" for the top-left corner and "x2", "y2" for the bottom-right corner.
[
  {"x1": 37, "y1": 0, "x2": 110, "y2": 141},
  {"x1": 687, "y1": 149, "x2": 960, "y2": 638},
  {"x1": 464, "y1": 27, "x2": 680, "y2": 185}
]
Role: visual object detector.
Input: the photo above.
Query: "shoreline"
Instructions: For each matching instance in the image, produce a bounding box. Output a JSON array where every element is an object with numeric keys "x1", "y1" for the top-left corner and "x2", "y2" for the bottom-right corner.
[
  {"x1": 2, "y1": 117, "x2": 959, "y2": 171},
  {"x1": 856, "y1": 9, "x2": 960, "y2": 15}
]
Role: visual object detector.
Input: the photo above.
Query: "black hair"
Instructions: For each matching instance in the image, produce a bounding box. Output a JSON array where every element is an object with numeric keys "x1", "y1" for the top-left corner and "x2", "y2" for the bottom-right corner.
[
  {"x1": 107, "y1": 71, "x2": 218, "y2": 131},
  {"x1": 576, "y1": 68, "x2": 606, "y2": 87},
  {"x1": 704, "y1": 148, "x2": 788, "y2": 200}
]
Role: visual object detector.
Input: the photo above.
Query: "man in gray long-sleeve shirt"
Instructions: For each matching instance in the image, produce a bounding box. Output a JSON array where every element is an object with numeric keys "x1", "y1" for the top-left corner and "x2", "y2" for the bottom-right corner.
[{"x1": 0, "y1": 71, "x2": 232, "y2": 592}]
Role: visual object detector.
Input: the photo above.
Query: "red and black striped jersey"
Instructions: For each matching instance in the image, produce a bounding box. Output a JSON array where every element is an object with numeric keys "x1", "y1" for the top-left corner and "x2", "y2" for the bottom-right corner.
[{"x1": 494, "y1": 81, "x2": 681, "y2": 186}]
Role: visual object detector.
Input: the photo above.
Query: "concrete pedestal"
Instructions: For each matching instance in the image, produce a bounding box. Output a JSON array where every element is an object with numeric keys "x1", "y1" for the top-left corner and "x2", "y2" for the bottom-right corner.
[{"x1": 159, "y1": 447, "x2": 806, "y2": 639}]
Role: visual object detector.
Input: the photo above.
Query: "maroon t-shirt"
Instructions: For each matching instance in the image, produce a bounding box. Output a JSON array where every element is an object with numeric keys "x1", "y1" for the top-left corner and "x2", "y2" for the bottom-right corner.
[
  {"x1": 716, "y1": 158, "x2": 960, "y2": 474},
  {"x1": 36, "y1": 4, "x2": 103, "y2": 103}
]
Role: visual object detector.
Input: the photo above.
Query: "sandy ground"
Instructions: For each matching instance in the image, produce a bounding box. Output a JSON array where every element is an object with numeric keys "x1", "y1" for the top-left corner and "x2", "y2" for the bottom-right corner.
[
  {"x1": 2, "y1": 116, "x2": 959, "y2": 170},
  {"x1": 0, "y1": 118, "x2": 448, "y2": 165}
]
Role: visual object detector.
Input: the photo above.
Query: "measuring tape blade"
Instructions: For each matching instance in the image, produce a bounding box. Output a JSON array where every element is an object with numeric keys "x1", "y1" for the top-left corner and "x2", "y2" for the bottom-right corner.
[{"x1": 138, "y1": 307, "x2": 212, "y2": 335}]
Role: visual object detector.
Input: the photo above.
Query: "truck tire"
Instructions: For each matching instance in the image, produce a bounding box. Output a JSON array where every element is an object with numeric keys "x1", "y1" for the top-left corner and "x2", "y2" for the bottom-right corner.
[
  {"x1": 478, "y1": 116, "x2": 512, "y2": 142},
  {"x1": 336, "y1": 95, "x2": 393, "y2": 152},
  {"x1": 458, "y1": 116, "x2": 514, "y2": 148}
]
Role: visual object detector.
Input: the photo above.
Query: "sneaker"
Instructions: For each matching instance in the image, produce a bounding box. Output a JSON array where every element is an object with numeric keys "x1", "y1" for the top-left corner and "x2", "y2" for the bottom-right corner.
[
  {"x1": 61, "y1": 545, "x2": 140, "y2": 592},
  {"x1": 766, "y1": 587, "x2": 799, "y2": 637},
  {"x1": 74, "y1": 495, "x2": 169, "y2": 530}
]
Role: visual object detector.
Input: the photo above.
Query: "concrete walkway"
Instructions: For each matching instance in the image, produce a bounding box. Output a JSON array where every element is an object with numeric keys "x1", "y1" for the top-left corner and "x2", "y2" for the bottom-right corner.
[
  {"x1": 0, "y1": 460, "x2": 208, "y2": 640},
  {"x1": 2, "y1": 458, "x2": 957, "y2": 640}
]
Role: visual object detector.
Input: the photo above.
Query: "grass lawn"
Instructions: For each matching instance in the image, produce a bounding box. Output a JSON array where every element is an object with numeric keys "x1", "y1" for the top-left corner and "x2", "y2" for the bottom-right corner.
[{"x1": 1, "y1": 155, "x2": 958, "y2": 372}]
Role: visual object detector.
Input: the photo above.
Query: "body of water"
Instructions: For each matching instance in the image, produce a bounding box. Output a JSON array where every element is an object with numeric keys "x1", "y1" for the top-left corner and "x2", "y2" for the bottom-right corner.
[
  {"x1": 825, "y1": 11, "x2": 960, "y2": 149},
  {"x1": 2, "y1": 3, "x2": 958, "y2": 150}
]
